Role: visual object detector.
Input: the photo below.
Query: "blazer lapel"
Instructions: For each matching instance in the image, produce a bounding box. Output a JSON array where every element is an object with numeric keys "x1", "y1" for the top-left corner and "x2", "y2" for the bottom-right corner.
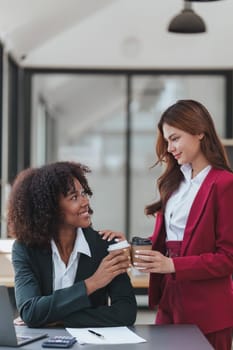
[
  {"x1": 150, "y1": 212, "x2": 164, "y2": 246},
  {"x1": 75, "y1": 254, "x2": 93, "y2": 282},
  {"x1": 74, "y1": 229, "x2": 95, "y2": 282},
  {"x1": 181, "y1": 168, "x2": 220, "y2": 255}
]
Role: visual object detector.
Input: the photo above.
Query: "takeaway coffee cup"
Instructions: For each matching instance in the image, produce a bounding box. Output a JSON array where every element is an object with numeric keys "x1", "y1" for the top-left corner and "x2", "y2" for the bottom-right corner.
[
  {"x1": 131, "y1": 236, "x2": 152, "y2": 265},
  {"x1": 107, "y1": 240, "x2": 131, "y2": 259}
]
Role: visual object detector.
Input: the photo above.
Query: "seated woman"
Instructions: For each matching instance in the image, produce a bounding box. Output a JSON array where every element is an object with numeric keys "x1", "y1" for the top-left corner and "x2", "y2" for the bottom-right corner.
[{"x1": 7, "y1": 161, "x2": 137, "y2": 328}]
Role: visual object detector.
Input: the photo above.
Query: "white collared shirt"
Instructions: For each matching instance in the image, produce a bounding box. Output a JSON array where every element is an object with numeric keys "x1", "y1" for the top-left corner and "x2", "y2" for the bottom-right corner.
[
  {"x1": 165, "y1": 164, "x2": 211, "y2": 241},
  {"x1": 51, "y1": 228, "x2": 91, "y2": 291}
]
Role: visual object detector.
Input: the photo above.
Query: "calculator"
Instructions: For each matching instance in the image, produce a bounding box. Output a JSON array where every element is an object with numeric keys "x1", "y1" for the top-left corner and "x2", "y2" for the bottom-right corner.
[{"x1": 42, "y1": 335, "x2": 77, "y2": 348}]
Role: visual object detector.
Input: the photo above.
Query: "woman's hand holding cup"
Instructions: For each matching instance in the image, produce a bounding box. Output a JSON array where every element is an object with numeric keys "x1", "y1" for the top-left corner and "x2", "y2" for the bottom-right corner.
[{"x1": 131, "y1": 237, "x2": 152, "y2": 270}]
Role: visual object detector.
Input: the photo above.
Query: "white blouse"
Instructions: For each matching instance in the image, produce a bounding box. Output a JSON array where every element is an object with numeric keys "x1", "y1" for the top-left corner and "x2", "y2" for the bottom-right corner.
[
  {"x1": 51, "y1": 228, "x2": 91, "y2": 291},
  {"x1": 165, "y1": 164, "x2": 211, "y2": 241}
]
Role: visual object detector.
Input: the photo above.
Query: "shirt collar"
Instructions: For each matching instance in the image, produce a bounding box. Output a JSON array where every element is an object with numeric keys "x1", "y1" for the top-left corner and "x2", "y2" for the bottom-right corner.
[
  {"x1": 51, "y1": 228, "x2": 91, "y2": 258},
  {"x1": 75, "y1": 228, "x2": 91, "y2": 257},
  {"x1": 180, "y1": 163, "x2": 211, "y2": 184}
]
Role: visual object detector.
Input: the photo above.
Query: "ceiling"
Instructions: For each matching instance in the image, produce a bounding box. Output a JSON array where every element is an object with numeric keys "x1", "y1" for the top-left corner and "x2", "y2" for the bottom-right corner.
[
  {"x1": 1, "y1": 0, "x2": 231, "y2": 156},
  {"x1": 0, "y1": 0, "x2": 232, "y2": 69}
]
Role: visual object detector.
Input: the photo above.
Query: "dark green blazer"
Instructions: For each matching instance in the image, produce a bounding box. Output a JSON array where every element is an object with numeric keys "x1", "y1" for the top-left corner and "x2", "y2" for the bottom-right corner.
[{"x1": 12, "y1": 227, "x2": 137, "y2": 328}]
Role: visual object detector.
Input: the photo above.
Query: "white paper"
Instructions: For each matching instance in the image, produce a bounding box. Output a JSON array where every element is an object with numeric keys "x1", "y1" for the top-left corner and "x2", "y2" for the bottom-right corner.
[{"x1": 66, "y1": 326, "x2": 147, "y2": 345}]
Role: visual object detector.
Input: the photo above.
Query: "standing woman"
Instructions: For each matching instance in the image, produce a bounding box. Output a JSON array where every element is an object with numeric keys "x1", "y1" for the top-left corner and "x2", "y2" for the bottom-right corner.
[
  {"x1": 133, "y1": 100, "x2": 233, "y2": 350},
  {"x1": 8, "y1": 161, "x2": 136, "y2": 328}
]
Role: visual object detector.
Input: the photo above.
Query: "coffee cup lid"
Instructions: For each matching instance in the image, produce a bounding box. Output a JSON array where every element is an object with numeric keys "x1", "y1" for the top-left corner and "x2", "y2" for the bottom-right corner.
[
  {"x1": 131, "y1": 236, "x2": 152, "y2": 245},
  {"x1": 107, "y1": 240, "x2": 130, "y2": 251}
]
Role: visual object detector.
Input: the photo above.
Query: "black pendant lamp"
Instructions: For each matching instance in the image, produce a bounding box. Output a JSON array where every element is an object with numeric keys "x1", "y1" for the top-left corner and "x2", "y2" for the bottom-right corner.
[{"x1": 168, "y1": 1, "x2": 206, "y2": 34}]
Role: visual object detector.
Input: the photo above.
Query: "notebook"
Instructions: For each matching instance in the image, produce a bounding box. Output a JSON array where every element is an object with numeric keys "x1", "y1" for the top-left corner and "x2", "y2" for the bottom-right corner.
[{"x1": 0, "y1": 285, "x2": 47, "y2": 346}]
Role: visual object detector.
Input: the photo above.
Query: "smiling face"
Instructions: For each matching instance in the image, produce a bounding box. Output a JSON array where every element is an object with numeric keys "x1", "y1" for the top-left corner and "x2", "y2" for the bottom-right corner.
[
  {"x1": 163, "y1": 123, "x2": 205, "y2": 167},
  {"x1": 58, "y1": 178, "x2": 91, "y2": 230}
]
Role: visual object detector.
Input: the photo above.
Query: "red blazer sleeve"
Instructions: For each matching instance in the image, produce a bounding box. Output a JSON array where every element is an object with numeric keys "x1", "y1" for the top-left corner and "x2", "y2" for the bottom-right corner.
[{"x1": 174, "y1": 169, "x2": 233, "y2": 281}]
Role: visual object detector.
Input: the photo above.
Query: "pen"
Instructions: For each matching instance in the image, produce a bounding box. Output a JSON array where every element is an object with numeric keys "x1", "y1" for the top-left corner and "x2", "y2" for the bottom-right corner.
[{"x1": 88, "y1": 329, "x2": 105, "y2": 339}]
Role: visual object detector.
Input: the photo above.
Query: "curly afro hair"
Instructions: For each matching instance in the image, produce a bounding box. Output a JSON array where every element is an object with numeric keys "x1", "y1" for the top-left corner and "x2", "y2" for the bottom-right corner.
[{"x1": 7, "y1": 161, "x2": 93, "y2": 247}]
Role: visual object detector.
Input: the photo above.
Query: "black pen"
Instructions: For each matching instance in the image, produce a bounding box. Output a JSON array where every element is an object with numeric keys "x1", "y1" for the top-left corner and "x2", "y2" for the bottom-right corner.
[{"x1": 88, "y1": 329, "x2": 105, "y2": 339}]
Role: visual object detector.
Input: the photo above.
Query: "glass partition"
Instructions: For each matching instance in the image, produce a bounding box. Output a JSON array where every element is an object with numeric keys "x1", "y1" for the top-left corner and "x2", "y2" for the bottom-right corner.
[
  {"x1": 32, "y1": 74, "x2": 127, "y2": 232},
  {"x1": 31, "y1": 72, "x2": 227, "y2": 240}
]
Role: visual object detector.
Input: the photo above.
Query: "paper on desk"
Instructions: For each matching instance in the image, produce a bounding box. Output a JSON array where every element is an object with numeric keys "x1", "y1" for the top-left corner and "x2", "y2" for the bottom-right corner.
[{"x1": 66, "y1": 326, "x2": 146, "y2": 344}]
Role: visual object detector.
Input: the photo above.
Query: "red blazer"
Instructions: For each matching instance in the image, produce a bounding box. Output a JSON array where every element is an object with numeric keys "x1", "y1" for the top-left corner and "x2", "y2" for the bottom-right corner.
[{"x1": 149, "y1": 168, "x2": 233, "y2": 333}]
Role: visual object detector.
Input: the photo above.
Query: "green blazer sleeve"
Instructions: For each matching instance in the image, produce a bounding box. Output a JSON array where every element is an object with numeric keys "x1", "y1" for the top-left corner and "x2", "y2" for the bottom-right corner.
[
  {"x1": 12, "y1": 227, "x2": 137, "y2": 328},
  {"x1": 63, "y1": 273, "x2": 137, "y2": 328}
]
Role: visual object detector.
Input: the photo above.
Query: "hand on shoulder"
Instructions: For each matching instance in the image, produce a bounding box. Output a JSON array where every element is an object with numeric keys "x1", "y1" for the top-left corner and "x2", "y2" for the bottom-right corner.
[{"x1": 98, "y1": 229, "x2": 126, "y2": 242}]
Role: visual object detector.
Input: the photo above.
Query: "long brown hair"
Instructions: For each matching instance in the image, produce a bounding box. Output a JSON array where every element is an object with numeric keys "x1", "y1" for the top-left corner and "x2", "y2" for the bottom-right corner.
[{"x1": 145, "y1": 99, "x2": 232, "y2": 216}]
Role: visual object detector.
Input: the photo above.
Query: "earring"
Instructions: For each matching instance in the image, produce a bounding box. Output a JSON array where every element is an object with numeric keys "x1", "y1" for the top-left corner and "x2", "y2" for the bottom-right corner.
[{"x1": 199, "y1": 134, "x2": 204, "y2": 141}]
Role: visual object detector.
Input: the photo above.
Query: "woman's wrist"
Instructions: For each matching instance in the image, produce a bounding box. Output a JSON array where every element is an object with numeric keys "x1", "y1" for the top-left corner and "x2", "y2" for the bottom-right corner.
[
  {"x1": 169, "y1": 258, "x2": 175, "y2": 273},
  {"x1": 84, "y1": 277, "x2": 97, "y2": 295}
]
